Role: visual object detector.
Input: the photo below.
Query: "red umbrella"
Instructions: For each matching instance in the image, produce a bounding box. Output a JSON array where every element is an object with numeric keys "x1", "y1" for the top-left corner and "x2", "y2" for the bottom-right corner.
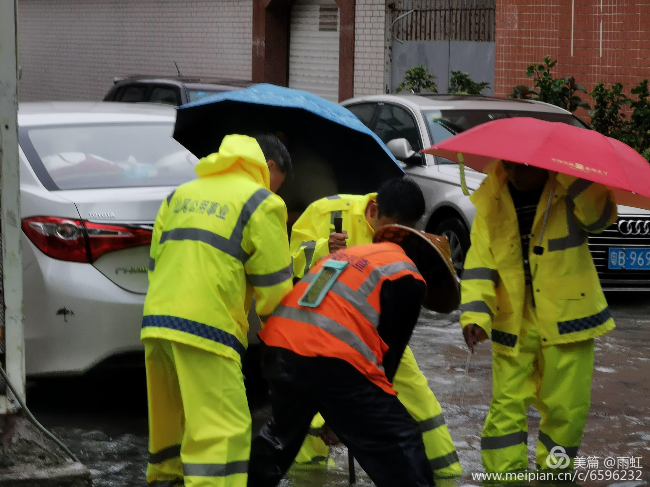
[{"x1": 422, "y1": 117, "x2": 650, "y2": 210}]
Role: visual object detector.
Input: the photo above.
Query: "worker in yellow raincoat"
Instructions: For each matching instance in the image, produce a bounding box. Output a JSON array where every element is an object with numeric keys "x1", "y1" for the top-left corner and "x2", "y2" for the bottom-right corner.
[
  {"x1": 291, "y1": 177, "x2": 463, "y2": 478},
  {"x1": 461, "y1": 160, "x2": 616, "y2": 473},
  {"x1": 142, "y1": 134, "x2": 294, "y2": 487}
]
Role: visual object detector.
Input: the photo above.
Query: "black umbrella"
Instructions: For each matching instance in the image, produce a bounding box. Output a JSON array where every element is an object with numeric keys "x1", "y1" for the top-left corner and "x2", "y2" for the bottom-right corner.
[{"x1": 173, "y1": 84, "x2": 403, "y2": 195}]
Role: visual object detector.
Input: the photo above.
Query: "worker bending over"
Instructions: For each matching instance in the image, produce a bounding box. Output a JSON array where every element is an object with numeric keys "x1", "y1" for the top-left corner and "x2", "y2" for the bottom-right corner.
[
  {"x1": 248, "y1": 224, "x2": 460, "y2": 487},
  {"x1": 290, "y1": 178, "x2": 463, "y2": 477}
]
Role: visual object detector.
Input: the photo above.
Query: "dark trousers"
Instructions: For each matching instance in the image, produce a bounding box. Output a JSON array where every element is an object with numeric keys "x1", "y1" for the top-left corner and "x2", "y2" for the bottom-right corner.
[{"x1": 247, "y1": 346, "x2": 434, "y2": 487}]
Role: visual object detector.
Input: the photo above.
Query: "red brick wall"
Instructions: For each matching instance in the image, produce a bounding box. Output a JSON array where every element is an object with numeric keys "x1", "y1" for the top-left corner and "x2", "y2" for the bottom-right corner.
[{"x1": 495, "y1": 1, "x2": 650, "y2": 107}]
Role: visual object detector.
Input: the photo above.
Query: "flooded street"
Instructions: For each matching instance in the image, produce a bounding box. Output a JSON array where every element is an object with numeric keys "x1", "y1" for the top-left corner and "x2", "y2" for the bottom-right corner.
[{"x1": 26, "y1": 292, "x2": 650, "y2": 486}]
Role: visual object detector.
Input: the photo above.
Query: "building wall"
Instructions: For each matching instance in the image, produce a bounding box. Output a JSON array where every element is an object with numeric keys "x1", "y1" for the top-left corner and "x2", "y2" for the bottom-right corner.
[
  {"x1": 18, "y1": 0, "x2": 253, "y2": 101},
  {"x1": 353, "y1": 0, "x2": 386, "y2": 96},
  {"x1": 495, "y1": 1, "x2": 650, "y2": 102}
]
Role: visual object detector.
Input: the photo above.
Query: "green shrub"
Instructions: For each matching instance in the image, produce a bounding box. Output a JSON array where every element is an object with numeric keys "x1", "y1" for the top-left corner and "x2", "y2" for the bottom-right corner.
[
  {"x1": 509, "y1": 56, "x2": 589, "y2": 113},
  {"x1": 448, "y1": 71, "x2": 490, "y2": 95},
  {"x1": 396, "y1": 66, "x2": 438, "y2": 94}
]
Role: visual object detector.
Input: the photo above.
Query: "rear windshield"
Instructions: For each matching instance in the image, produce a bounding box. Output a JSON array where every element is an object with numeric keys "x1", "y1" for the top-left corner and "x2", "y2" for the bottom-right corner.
[
  {"x1": 424, "y1": 109, "x2": 588, "y2": 163},
  {"x1": 20, "y1": 123, "x2": 198, "y2": 191}
]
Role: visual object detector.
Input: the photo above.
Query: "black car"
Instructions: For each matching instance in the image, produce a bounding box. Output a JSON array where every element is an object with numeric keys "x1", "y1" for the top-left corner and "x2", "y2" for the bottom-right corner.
[{"x1": 104, "y1": 75, "x2": 253, "y2": 106}]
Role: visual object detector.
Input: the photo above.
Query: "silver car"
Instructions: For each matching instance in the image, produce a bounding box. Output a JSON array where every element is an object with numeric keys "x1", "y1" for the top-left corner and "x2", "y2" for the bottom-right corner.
[
  {"x1": 19, "y1": 102, "x2": 199, "y2": 375},
  {"x1": 341, "y1": 94, "x2": 650, "y2": 290}
]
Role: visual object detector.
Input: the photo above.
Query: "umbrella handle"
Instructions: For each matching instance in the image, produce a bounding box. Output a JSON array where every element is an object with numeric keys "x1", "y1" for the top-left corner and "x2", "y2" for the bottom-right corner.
[{"x1": 457, "y1": 153, "x2": 470, "y2": 197}]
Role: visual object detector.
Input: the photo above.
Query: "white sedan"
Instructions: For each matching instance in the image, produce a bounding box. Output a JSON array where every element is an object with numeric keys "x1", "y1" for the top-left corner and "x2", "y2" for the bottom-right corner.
[{"x1": 19, "y1": 102, "x2": 201, "y2": 375}]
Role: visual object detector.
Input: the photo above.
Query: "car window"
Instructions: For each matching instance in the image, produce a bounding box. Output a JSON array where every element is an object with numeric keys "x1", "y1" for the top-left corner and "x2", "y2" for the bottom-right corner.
[
  {"x1": 423, "y1": 109, "x2": 588, "y2": 164},
  {"x1": 150, "y1": 87, "x2": 180, "y2": 106},
  {"x1": 374, "y1": 104, "x2": 422, "y2": 151},
  {"x1": 346, "y1": 103, "x2": 377, "y2": 128},
  {"x1": 20, "y1": 123, "x2": 198, "y2": 191},
  {"x1": 119, "y1": 85, "x2": 148, "y2": 103}
]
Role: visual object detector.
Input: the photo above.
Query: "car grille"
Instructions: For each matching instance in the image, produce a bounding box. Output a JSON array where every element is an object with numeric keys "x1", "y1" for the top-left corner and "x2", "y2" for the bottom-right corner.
[{"x1": 588, "y1": 215, "x2": 650, "y2": 289}]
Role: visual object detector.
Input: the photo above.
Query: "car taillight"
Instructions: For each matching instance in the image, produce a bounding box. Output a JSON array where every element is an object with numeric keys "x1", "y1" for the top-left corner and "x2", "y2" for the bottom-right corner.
[
  {"x1": 22, "y1": 217, "x2": 152, "y2": 263},
  {"x1": 85, "y1": 221, "x2": 152, "y2": 261}
]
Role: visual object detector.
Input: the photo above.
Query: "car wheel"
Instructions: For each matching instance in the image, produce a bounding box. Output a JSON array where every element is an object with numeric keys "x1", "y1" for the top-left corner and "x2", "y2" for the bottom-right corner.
[{"x1": 434, "y1": 217, "x2": 470, "y2": 278}]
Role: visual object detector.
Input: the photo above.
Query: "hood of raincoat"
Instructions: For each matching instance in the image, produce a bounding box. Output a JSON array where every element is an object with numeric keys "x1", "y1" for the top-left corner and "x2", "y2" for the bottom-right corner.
[{"x1": 194, "y1": 134, "x2": 270, "y2": 190}]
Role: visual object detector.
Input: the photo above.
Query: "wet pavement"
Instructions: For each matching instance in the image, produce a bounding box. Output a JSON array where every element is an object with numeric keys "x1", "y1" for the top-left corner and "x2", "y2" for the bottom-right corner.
[{"x1": 26, "y1": 292, "x2": 650, "y2": 486}]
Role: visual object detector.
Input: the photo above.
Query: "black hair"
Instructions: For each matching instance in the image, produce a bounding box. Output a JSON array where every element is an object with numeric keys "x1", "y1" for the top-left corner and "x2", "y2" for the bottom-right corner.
[
  {"x1": 376, "y1": 177, "x2": 425, "y2": 223},
  {"x1": 254, "y1": 134, "x2": 293, "y2": 175}
]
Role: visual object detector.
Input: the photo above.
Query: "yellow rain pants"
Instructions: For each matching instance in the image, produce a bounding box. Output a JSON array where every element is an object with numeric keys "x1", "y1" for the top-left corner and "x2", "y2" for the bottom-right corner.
[
  {"x1": 481, "y1": 295, "x2": 595, "y2": 473},
  {"x1": 296, "y1": 346, "x2": 463, "y2": 477},
  {"x1": 145, "y1": 338, "x2": 251, "y2": 487}
]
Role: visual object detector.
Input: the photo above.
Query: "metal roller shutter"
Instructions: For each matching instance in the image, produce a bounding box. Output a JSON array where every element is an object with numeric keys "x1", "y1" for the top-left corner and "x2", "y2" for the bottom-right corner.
[{"x1": 289, "y1": 0, "x2": 340, "y2": 102}]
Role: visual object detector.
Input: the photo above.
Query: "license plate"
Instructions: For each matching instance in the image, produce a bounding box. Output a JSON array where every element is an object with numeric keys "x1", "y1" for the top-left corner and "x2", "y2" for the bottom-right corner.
[{"x1": 608, "y1": 248, "x2": 650, "y2": 270}]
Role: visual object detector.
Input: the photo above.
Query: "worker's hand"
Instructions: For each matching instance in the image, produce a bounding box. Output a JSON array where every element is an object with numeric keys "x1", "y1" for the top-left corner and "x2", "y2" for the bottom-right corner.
[
  {"x1": 319, "y1": 424, "x2": 340, "y2": 446},
  {"x1": 328, "y1": 231, "x2": 348, "y2": 253},
  {"x1": 463, "y1": 324, "x2": 488, "y2": 353}
]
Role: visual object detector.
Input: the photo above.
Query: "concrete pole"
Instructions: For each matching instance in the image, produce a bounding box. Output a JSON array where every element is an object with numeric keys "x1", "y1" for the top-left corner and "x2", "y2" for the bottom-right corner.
[{"x1": 0, "y1": 0, "x2": 25, "y2": 414}]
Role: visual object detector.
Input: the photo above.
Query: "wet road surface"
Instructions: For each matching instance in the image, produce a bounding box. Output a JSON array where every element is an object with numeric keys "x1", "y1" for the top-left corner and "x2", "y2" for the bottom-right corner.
[{"x1": 27, "y1": 292, "x2": 650, "y2": 486}]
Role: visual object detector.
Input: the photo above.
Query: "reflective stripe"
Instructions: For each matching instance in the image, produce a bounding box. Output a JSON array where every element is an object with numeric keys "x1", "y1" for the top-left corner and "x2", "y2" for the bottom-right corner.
[
  {"x1": 301, "y1": 241, "x2": 317, "y2": 274},
  {"x1": 148, "y1": 480, "x2": 182, "y2": 487},
  {"x1": 326, "y1": 195, "x2": 341, "y2": 200},
  {"x1": 539, "y1": 431, "x2": 579, "y2": 458},
  {"x1": 160, "y1": 189, "x2": 270, "y2": 263},
  {"x1": 491, "y1": 329, "x2": 518, "y2": 347},
  {"x1": 557, "y1": 307, "x2": 612, "y2": 335},
  {"x1": 142, "y1": 315, "x2": 245, "y2": 359},
  {"x1": 148, "y1": 257, "x2": 156, "y2": 272},
  {"x1": 357, "y1": 261, "x2": 420, "y2": 299},
  {"x1": 308, "y1": 428, "x2": 321, "y2": 437},
  {"x1": 273, "y1": 305, "x2": 382, "y2": 368},
  {"x1": 419, "y1": 414, "x2": 446, "y2": 433},
  {"x1": 148, "y1": 444, "x2": 181, "y2": 464},
  {"x1": 462, "y1": 267, "x2": 499, "y2": 285},
  {"x1": 583, "y1": 199, "x2": 614, "y2": 233},
  {"x1": 183, "y1": 460, "x2": 249, "y2": 477},
  {"x1": 330, "y1": 210, "x2": 343, "y2": 233},
  {"x1": 229, "y1": 188, "x2": 271, "y2": 250},
  {"x1": 430, "y1": 451, "x2": 460, "y2": 471},
  {"x1": 247, "y1": 264, "x2": 293, "y2": 287},
  {"x1": 567, "y1": 178, "x2": 592, "y2": 200},
  {"x1": 481, "y1": 431, "x2": 528, "y2": 450},
  {"x1": 461, "y1": 300, "x2": 494, "y2": 320},
  {"x1": 302, "y1": 273, "x2": 381, "y2": 327},
  {"x1": 548, "y1": 197, "x2": 586, "y2": 252},
  {"x1": 160, "y1": 227, "x2": 246, "y2": 262},
  {"x1": 166, "y1": 190, "x2": 176, "y2": 205}
]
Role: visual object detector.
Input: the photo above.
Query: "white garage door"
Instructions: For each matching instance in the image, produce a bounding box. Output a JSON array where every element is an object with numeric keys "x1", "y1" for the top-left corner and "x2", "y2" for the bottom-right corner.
[{"x1": 289, "y1": 0, "x2": 340, "y2": 102}]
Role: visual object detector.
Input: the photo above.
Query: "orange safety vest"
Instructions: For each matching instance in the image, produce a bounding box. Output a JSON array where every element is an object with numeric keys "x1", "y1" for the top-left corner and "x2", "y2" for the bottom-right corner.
[{"x1": 260, "y1": 242, "x2": 425, "y2": 395}]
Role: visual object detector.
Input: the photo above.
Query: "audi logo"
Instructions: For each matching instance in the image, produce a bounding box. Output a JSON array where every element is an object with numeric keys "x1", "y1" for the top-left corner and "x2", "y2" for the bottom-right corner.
[{"x1": 618, "y1": 219, "x2": 650, "y2": 236}]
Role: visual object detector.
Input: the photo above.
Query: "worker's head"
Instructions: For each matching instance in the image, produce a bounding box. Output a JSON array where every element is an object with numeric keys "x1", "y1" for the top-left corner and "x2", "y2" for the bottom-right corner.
[
  {"x1": 255, "y1": 134, "x2": 293, "y2": 192},
  {"x1": 502, "y1": 160, "x2": 548, "y2": 192},
  {"x1": 365, "y1": 177, "x2": 426, "y2": 230}
]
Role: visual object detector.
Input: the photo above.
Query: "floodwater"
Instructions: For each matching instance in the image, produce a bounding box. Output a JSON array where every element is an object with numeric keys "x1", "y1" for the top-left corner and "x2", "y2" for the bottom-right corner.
[{"x1": 27, "y1": 292, "x2": 650, "y2": 486}]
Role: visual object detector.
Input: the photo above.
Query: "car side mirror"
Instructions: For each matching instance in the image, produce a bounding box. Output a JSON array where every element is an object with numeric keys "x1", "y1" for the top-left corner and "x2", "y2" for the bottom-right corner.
[
  {"x1": 386, "y1": 138, "x2": 424, "y2": 166},
  {"x1": 386, "y1": 138, "x2": 415, "y2": 161}
]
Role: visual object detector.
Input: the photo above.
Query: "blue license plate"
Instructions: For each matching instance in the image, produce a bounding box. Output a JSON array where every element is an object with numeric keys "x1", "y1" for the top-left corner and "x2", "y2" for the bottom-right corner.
[{"x1": 608, "y1": 248, "x2": 650, "y2": 270}]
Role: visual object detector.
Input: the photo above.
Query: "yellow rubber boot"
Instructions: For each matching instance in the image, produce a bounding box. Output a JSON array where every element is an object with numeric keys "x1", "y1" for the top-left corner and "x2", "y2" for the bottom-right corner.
[{"x1": 294, "y1": 414, "x2": 331, "y2": 465}]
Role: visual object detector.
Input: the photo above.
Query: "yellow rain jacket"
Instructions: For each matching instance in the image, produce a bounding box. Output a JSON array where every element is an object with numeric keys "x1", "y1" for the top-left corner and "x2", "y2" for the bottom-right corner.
[
  {"x1": 142, "y1": 135, "x2": 293, "y2": 364},
  {"x1": 291, "y1": 193, "x2": 376, "y2": 278},
  {"x1": 460, "y1": 161, "x2": 616, "y2": 355}
]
